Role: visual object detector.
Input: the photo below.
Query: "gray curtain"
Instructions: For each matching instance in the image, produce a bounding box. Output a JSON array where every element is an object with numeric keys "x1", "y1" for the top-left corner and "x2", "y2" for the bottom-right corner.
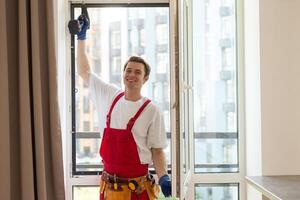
[{"x1": 0, "y1": 0, "x2": 65, "y2": 199}]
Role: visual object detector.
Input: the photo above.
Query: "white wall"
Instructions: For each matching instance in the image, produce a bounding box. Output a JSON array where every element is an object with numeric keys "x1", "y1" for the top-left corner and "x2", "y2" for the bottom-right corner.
[
  {"x1": 246, "y1": 0, "x2": 300, "y2": 175},
  {"x1": 259, "y1": 0, "x2": 300, "y2": 175},
  {"x1": 245, "y1": 0, "x2": 300, "y2": 199}
]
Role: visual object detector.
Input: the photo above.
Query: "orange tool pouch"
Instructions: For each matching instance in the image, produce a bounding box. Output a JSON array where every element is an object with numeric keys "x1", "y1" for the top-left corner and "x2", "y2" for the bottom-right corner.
[
  {"x1": 144, "y1": 179, "x2": 160, "y2": 200},
  {"x1": 99, "y1": 172, "x2": 160, "y2": 200}
]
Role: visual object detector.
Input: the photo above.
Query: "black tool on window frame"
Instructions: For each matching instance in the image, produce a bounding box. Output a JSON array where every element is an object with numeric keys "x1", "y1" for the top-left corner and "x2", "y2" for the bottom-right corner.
[{"x1": 68, "y1": 4, "x2": 89, "y2": 35}]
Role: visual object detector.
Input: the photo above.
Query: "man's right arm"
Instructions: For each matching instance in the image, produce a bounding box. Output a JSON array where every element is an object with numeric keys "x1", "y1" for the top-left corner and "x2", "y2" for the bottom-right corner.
[
  {"x1": 77, "y1": 40, "x2": 90, "y2": 81},
  {"x1": 75, "y1": 15, "x2": 90, "y2": 82}
]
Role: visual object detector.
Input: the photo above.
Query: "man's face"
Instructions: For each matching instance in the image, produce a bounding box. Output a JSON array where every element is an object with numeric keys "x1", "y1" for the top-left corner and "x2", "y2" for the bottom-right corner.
[{"x1": 123, "y1": 61, "x2": 149, "y2": 90}]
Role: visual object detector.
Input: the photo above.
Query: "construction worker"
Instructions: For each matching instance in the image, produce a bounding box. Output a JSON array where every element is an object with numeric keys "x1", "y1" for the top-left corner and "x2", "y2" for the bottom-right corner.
[{"x1": 75, "y1": 15, "x2": 171, "y2": 200}]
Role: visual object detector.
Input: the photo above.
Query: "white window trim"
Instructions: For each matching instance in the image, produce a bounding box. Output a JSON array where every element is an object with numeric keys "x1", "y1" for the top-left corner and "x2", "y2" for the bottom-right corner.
[{"x1": 176, "y1": 0, "x2": 246, "y2": 199}]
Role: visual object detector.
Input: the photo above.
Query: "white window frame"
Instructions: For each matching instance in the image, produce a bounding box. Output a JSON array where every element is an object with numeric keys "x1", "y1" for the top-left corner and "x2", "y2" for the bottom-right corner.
[{"x1": 181, "y1": 0, "x2": 246, "y2": 199}]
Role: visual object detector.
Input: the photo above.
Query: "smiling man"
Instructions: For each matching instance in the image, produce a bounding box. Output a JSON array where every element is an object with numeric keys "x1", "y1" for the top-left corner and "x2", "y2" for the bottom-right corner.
[{"x1": 75, "y1": 15, "x2": 171, "y2": 200}]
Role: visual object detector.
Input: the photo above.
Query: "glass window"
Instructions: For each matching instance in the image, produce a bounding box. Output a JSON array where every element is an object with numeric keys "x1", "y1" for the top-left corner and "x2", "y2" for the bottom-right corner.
[
  {"x1": 195, "y1": 183, "x2": 239, "y2": 200},
  {"x1": 110, "y1": 29, "x2": 121, "y2": 49},
  {"x1": 73, "y1": 186, "x2": 99, "y2": 200},
  {"x1": 157, "y1": 53, "x2": 168, "y2": 74},
  {"x1": 140, "y1": 28, "x2": 145, "y2": 47},
  {"x1": 111, "y1": 56, "x2": 121, "y2": 75},
  {"x1": 221, "y1": 18, "x2": 233, "y2": 38},
  {"x1": 73, "y1": 6, "x2": 170, "y2": 175},
  {"x1": 193, "y1": 0, "x2": 237, "y2": 173},
  {"x1": 156, "y1": 7, "x2": 168, "y2": 16},
  {"x1": 83, "y1": 121, "x2": 90, "y2": 131},
  {"x1": 138, "y1": 8, "x2": 146, "y2": 19},
  {"x1": 75, "y1": 136, "x2": 102, "y2": 172},
  {"x1": 156, "y1": 24, "x2": 168, "y2": 45},
  {"x1": 83, "y1": 96, "x2": 90, "y2": 113}
]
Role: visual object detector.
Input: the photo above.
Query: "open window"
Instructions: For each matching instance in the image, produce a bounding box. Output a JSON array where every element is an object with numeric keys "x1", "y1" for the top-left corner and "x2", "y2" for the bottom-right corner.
[{"x1": 60, "y1": 0, "x2": 245, "y2": 199}]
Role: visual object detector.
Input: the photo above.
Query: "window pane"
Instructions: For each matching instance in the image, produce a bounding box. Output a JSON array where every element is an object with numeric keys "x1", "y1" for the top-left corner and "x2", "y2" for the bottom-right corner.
[
  {"x1": 73, "y1": 186, "x2": 99, "y2": 200},
  {"x1": 194, "y1": 137, "x2": 238, "y2": 173},
  {"x1": 76, "y1": 136, "x2": 102, "y2": 172},
  {"x1": 73, "y1": 6, "x2": 170, "y2": 173},
  {"x1": 192, "y1": 0, "x2": 237, "y2": 173},
  {"x1": 195, "y1": 183, "x2": 239, "y2": 200},
  {"x1": 75, "y1": 80, "x2": 99, "y2": 133}
]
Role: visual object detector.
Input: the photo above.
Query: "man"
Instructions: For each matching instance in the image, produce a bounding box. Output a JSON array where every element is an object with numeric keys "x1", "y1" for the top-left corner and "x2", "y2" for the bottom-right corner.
[{"x1": 75, "y1": 15, "x2": 171, "y2": 200}]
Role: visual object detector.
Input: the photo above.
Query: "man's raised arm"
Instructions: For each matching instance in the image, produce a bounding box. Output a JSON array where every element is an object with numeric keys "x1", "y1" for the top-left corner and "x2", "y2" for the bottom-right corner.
[
  {"x1": 77, "y1": 40, "x2": 90, "y2": 81},
  {"x1": 76, "y1": 15, "x2": 90, "y2": 82}
]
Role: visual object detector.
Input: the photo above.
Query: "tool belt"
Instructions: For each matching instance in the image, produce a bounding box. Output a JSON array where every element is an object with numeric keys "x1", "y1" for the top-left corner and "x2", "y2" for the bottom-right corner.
[{"x1": 100, "y1": 171, "x2": 160, "y2": 200}]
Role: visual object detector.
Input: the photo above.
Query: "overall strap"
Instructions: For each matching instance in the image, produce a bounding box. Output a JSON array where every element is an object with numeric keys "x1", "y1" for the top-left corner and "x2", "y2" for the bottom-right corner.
[
  {"x1": 127, "y1": 99, "x2": 151, "y2": 131},
  {"x1": 106, "y1": 92, "x2": 124, "y2": 128}
]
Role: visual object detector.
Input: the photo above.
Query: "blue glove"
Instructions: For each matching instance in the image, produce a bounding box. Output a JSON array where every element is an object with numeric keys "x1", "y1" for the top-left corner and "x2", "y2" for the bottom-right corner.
[
  {"x1": 77, "y1": 14, "x2": 89, "y2": 40},
  {"x1": 159, "y1": 174, "x2": 171, "y2": 197}
]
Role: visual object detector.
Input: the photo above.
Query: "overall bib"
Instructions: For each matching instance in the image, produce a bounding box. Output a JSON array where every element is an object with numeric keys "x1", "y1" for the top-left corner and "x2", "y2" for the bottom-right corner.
[{"x1": 99, "y1": 92, "x2": 159, "y2": 200}]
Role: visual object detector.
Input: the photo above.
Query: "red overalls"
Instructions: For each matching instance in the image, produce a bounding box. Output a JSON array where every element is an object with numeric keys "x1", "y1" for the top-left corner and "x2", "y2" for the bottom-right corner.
[{"x1": 99, "y1": 92, "x2": 153, "y2": 200}]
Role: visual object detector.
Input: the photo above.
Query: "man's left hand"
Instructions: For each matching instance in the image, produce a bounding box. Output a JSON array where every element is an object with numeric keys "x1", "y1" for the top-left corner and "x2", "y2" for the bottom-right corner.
[{"x1": 159, "y1": 174, "x2": 171, "y2": 197}]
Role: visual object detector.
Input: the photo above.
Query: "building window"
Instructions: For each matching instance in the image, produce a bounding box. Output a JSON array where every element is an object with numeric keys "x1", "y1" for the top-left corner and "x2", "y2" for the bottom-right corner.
[
  {"x1": 111, "y1": 56, "x2": 121, "y2": 75},
  {"x1": 110, "y1": 23, "x2": 121, "y2": 49},
  {"x1": 83, "y1": 121, "x2": 90, "y2": 132},
  {"x1": 83, "y1": 96, "x2": 89, "y2": 113},
  {"x1": 156, "y1": 24, "x2": 168, "y2": 45},
  {"x1": 156, "y1": 52, "x2": 168, "y2": 74}
]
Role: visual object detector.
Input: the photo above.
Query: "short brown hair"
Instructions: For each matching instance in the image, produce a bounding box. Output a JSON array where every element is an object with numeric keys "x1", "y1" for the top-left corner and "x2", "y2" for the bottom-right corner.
[{"x1": 123, "y1": 56, "x2": 151, "y2": 77}]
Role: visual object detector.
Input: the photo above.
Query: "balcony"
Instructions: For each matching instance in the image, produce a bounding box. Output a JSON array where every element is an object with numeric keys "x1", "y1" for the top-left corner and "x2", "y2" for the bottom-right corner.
[
  {"x1": 219, "y1": 38, "x2": 233, "y2": 48},
  {"x1": 220, "y1": 70, "x2": 232, "y2": 81},
  {"x1": 133, "y1": 46, "x2": 145, "y2": 55},
  {"x1": 110, "y1": 48, "x2": 121, "y2": 56},
  {"x1": 128, "y1": 18, "x2": 144, "y2": 29},
  {"x1": 219, "y1": 6, "x2": 232, "y2": 17},
  {"x1": 155, "y1": 15, "x2": 168, "y2": 24},
  {"x1": 222, "y1": 102, "x2": 235, "y2": 113},
  {"x1": 155, "y1": 73, "x2": 168, "y2": 82},
  {"x1": 156, "y1": 44, "x2": 168, "y2": 53}
]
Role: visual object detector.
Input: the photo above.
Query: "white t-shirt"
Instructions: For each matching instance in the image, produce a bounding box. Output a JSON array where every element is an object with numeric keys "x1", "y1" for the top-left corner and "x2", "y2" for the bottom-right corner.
[{"x1": 88, "y1": 72, "x2": 167, "y2": 164}]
